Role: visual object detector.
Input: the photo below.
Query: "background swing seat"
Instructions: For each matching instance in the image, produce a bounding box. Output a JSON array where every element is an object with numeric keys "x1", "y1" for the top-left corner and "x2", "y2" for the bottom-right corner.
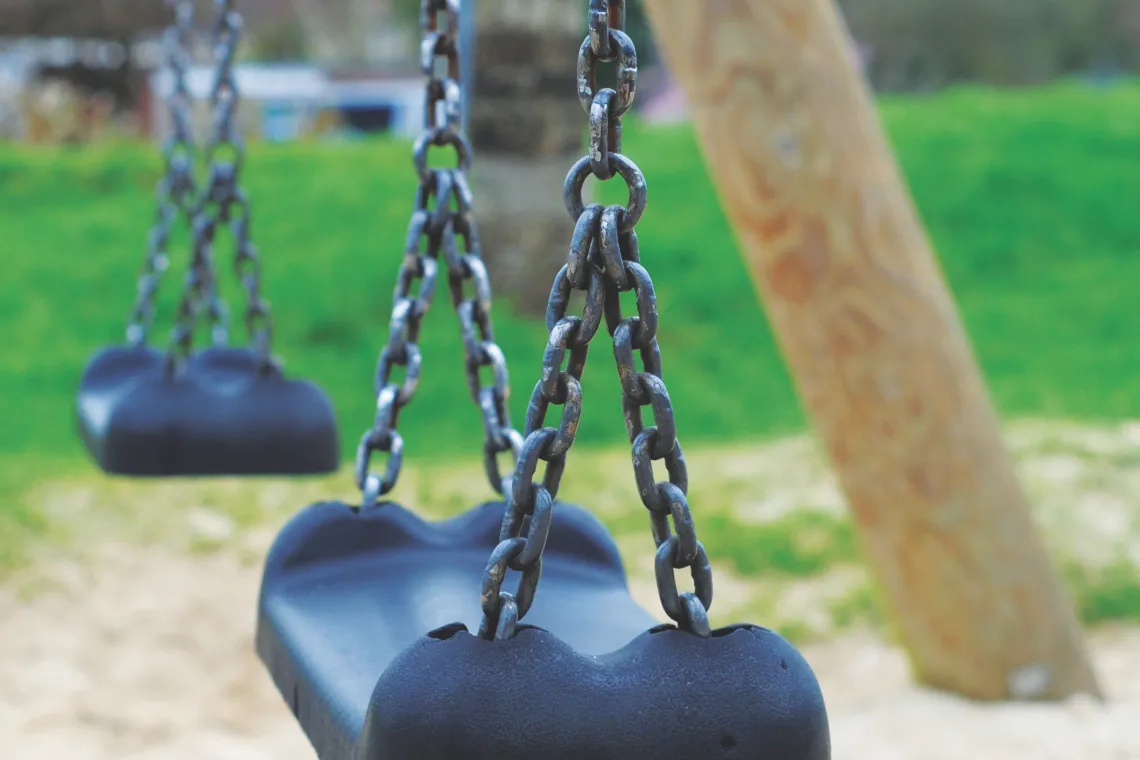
[
  {"x1": 256, "y1": 500, "x2": 831, "y2": 760},
  {"x1": 76, "y1": 345, "x2": 340, "y2": 476}
]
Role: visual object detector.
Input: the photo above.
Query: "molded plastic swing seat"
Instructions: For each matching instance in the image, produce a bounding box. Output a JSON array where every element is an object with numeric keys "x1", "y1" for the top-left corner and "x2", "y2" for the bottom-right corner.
[
  {"x1": 256, "y1": 500, "x2": 831, "y2": 760},
  {"x1": 76, "y1": 345, "x2": 340, "y2": 476}
]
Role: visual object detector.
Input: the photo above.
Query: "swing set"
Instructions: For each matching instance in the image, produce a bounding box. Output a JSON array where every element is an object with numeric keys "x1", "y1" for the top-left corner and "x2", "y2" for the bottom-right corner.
[
  {"x1": 75, "y1": 0, "x2": 832, "y2": 757},
  {"x1": 76, "y1": 1, "x2": 339, "y2": 476}
]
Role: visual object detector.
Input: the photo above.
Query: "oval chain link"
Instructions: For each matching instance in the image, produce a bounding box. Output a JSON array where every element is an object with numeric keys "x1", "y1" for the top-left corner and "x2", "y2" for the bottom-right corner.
[
  {"x1": 127, "y1": 0, "x2": 198, "y2": 348},
  {"x1": 355, "y1": 0, "x2": 522, "y2": 508},
  {"x1": 167, "y1": 0, "x2": 278, "y2": 369},
  {"x1": 478, "y1": 0, "x2": 715, "y2": 641}
]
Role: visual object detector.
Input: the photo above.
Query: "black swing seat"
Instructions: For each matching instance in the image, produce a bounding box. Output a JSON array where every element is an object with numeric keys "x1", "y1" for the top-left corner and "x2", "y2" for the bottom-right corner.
[
  {"x1": 76, "y1": 345, "x2": 340, "y2": 476},
  {"x1": 256, "y1": 500, "x2": 831, "y2": 760}
]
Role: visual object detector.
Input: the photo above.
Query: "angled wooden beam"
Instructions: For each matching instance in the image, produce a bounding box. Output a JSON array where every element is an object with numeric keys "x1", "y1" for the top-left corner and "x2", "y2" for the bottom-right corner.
[{"x1": 639, "y1": 0, "x2": 1102, "y2": 700}]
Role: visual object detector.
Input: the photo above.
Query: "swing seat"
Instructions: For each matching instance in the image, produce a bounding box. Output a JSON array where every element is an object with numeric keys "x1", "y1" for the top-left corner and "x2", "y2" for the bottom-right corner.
[
  {"x1": 76, "y1": 345, "x2": 340, "y2": 477},
  {"x1": 256, "y1": 500, "x2": 831, "y2": 760}
]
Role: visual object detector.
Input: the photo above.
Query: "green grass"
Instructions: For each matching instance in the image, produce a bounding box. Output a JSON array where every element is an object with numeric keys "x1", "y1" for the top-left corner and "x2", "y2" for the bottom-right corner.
[
  {"x1": 15, "y1": 422, "x2": 1137, "y2": 639},
  {"x1": 1, "y1": 81, "x2": 1139, "y2": 627},
  {"x1": 2, "y1": 80, "x2": 1139, "y2": 471}
]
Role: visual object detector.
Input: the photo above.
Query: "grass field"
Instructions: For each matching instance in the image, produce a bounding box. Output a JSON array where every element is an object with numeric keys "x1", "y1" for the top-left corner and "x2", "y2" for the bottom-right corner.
[
  {"x1": 1, "y1": 81, "x2": 1139, "y2": 628},
  {"x1": 3, "y1": 81, "x2": 1139, "y2": 463}
]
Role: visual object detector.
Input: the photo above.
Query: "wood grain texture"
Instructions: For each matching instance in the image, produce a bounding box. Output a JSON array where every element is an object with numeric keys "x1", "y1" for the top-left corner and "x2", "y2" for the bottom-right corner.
[{"x1": 640, "y1": 0, "x2": 1102, "y2": 700}]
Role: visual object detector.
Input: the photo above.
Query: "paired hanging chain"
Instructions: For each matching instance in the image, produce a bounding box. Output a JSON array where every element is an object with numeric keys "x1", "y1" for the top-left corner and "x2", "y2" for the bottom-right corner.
[
  {"x1": 126, "y1": 0, "x2": 198, "y2": 348},
  {"x1": 167, "y1": 0, "x2": 275, "y2": 368},
  {"x1": 354, "y1": 0, "x2": 522, "y2": 508},
  {"x1": 477, "y1": 0, "x2": 714, "y2": 641}
]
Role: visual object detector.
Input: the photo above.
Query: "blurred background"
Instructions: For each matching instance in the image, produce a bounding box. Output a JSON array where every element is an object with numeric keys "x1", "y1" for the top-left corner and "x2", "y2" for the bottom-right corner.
[
  {"x1": 1, "y1": 1, "x2": 1138, "y2": 758},
  {"x1": 4, "y1": 0, "x2": 1140, "y2": 141}
]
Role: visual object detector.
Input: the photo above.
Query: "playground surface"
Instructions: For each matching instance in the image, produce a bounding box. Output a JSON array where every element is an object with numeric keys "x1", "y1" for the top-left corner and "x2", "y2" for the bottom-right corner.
[
  {"x1": 2, "y1": 421, "x2": 1139, "y2": 759},
  {"x1": 2, "y1": 533, "x2": 1138, "y2": 760}
]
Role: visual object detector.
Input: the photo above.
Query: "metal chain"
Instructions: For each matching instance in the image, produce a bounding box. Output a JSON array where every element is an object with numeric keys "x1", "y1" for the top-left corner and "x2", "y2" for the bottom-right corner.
[
  {"x1": 354, "y1": 0, "x2": 523, "y2": 508},
  {"x1": 478, "y1": 0, "x2": 714, "y2": 641},
  {"x1": 126, "y1": 0, "x2": 198, "y2": 348},
  {"x1": 168, "y1": 0, "x2": 277, "y2": 367}
]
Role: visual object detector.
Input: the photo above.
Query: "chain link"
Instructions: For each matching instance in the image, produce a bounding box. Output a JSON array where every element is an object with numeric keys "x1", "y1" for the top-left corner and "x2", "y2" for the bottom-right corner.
[
  {"x1": 354, "y1": 0, "x2": 522, "y2": 508},
  {"x1": 478, "y1": 0, "x2": 715, "y2": 641},
  {"x1": 167, "y1": 0, "x2": 276, "y2": 368},
  {"x1": 126, "y1": 0, "x2": 198, "y2": 348}
]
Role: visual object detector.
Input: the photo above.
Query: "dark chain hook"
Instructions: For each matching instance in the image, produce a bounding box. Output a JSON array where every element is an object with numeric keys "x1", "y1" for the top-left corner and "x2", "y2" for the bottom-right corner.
[
  {"x1": 354, "y1": 0, "x2": 522, "y2": 508},
  {"x1": 478, "y1": 0, "x2": 715, "y2": 641}
]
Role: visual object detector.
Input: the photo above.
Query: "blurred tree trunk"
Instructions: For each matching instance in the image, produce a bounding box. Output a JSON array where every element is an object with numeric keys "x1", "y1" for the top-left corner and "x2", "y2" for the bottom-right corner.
[
  {"x1": 641, "y1": 0, "x2": 1103, "y2": 701},
  {"x1": 469, "y1": 0, "x2": 587, "y2": 316}
]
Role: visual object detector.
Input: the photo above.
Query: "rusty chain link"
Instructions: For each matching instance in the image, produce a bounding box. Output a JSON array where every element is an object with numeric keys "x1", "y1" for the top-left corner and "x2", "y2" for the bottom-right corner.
[
  {"x1": 478, "y1": 0, "x2": 715, "y2": 641},
  {"x1": 167, "y1": 0, "x2": 276, "y2": 369},
  {"x1": 126, "y1": 0, "x2": 198, "y2": 348},
  {"x1": 354, "y1": 0, "x2": 523, "y2": 508}
]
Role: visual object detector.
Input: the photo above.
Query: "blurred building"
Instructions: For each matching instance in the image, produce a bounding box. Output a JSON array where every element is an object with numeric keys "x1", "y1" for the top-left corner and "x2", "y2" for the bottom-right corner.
[
  {"x1": 0, "y1": 36, "x2": 144, "y2": 142},
  {"x1": 0, "y1": 34, "x2": 423, "y2": 144},
  {"x1": 0, "y1": 0, "x2": 422, "y2": 144},
  {"x1": 149, "y1": 62, "x2": 424, "y2": 143}
]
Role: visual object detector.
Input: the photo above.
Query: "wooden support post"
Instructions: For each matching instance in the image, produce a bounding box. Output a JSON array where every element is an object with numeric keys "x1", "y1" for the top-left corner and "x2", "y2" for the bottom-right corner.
[{"x1": 639, "y1": 0, "x2": 1102, "y2": 701}]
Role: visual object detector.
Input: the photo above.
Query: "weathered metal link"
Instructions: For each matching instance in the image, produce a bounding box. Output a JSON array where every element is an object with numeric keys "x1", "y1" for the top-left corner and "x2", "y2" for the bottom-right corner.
[
  {"x1": 204, "y1": 1, "x2": 276, "y2": 365},
  {"x1": 164, "y1": 0, "x2": 230, "y2": 363},
  {"x1": 525, "y1": 374, "x2": 584, "y2": 460},
  {"x1": 205, "y1": 2, "x2": 242, "y2": 159},
  {"x1": 480, "y1": 469, "x2": 555, "y2": 638},
  {"x1": 492, "y1": 594, "x2": 520, "y2": 640},
  {"x1": 478, "y1": 249, "x2": 602, "y2": 567},
  {"x1": 227, "y1": 192, "x2": 274, "y2": 362},
  {"x1": 477, "y1": 537, "x2": 542, "y2": 640},
  {"x1": 579, "y1": 0, "x2": 635, "y2": 185},
  {"x1": 413, "y1": 128, "x2": 473, "y2": 185},
  {"x1": 538, "y1": 318, "x2": 590, "y2": 399},
  {"x1": 446, "y1": 194, "x2": 522, "y2": 496},
  {"x1": 547, "y1": 264, "x2": 606, "y2": 346},
  {"x1": 513, "y1": 485, "x2": 555, "y2": 570},
  {"x1": 612, "y1": 318, "x2": 662, "y2": 404},
  {"x1": 420, "y1": 0, "x2": 460, "y2": 128},
  {"x1": 356, "y1": 428, "x2": 406, "y2": 506},
  {"x1": 588, "y1": 90, "x2": 621, "y2": 180},
  {"x1": 508, "y1": 428, "x2": 564, "y2": 517},
  {"x1": 165, "y1": 0, "x2": 281, "y2": 367},
  {"x1": 625, "y1": 375, "x2": 677, "y2": 458},
  {"x1": 167, "y1": 209, "x2": 221, "y2": 369},
  {"x1": 655, "y1": 536, "x2": 713, "y2": 633},
  {"x1": 127, "y1": 0, "x2": 197, "y2": 347},
  {"x1": 577, "y1": 30, "x2": 637, "y2": 117},
  {"x1": 564, "y1": 203, "x2": 604, "y2": 290},
  {"x1": 422, "y1": 0, "x2": 460, "y2": 35},
  {"x1": 587, "y1": 0, "x2": 613, "y2": 60},
  {"x1": 632, "y1": 428, "x2": 688, "y2": 512},
  {"x1": 480, "y1": 0, "x2": 717, "y2": 639},
  {"x1": 428, "y1": 1, "x2": 519, "y2": 499},
  {"x1": 356, "y1": 0, "x2": 521, "y2": 505},
  {"x1": 483, "y1": 427, "x2": 525, "y2": 497},
  {"x1": 167, "y1": 167, "x2": 238, "y2": 367},
  {"x1": 564, "y1": 154, "x2": 646, "y2": 231},
  {"x1": 355, "y1": 180, "x2": 445, "y2": 506}
]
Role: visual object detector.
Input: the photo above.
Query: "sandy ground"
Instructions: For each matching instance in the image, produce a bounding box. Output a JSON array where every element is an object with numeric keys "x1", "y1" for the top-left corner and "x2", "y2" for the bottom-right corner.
[
  {"x1": 5, "y1": 420, "x2": 1139, "y2": 757},
  {"x1": 2, "y1": 541, "x2": 1138, "y2": 760}
]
